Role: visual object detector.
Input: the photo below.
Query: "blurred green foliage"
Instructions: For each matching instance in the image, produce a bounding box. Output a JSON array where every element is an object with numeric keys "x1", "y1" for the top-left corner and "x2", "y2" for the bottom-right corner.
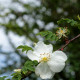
[
  {"x1": 37, "y1": 31, "x2": 58, "y2": 41},
  {"x1": 0, "y1": 0, "x2": 80, "y2": 80}
]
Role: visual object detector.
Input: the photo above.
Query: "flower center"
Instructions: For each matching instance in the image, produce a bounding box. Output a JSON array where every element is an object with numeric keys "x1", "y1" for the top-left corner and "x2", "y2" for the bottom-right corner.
[
  {"x1": 60, "y1": 30, "x2": 64, "y2": 34},
  {"x1": 41, "y1": 57, "x2": 48, "y2": 62},
  {"x1": 39, "y1": 53, "x2": 50, "y2": 62}
]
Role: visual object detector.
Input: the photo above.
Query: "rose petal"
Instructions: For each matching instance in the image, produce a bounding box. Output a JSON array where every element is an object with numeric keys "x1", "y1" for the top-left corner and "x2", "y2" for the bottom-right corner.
[
  {"x1": 34, "y1": 41, "x2": 53, "y2": 56},
  {"x1": 35, "y1": 62, "x2": 55, "y2": 79},
  {"x1": 27, "y1": 50, "x2": 39, "y2": 62},
  {"x1": 47, "y1": 60, "x2": 65, "y2": 73},
  {"x1": 51, "y1": 51, "x2": 67, "y2": 62}
]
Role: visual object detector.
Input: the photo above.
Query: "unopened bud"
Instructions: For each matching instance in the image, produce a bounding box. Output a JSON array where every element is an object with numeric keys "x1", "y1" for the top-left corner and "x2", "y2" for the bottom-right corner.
[{"x1": 14, "y1": 69, "x2": 21, "y2": 72}]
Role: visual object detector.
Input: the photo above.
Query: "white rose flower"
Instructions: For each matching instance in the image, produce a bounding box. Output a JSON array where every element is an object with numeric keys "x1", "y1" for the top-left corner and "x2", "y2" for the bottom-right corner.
[{"x1": 27, "y1": 41, "x2": 67, "y2": 79}]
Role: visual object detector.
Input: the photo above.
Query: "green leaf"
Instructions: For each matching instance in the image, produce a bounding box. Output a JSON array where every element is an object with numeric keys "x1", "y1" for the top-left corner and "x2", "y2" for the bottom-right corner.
[
  {"x1": 22, "y1": 60, "x2": 38, "y2": 74},
  {"x1": 17, "y1": 45, "x2": 33, "y2": 53},
  {"x1": 57, "y1": 18, "x2": 78, "y2": 26},
  {"x1": 77, "y1": 24, "x2": 80, "y2": 29},
  {"x1": 11, "y1": 72, "x2": 22, "y2": 80},
  {"x1": 22, "y1": 66, "x2": 28, "y2": 74},
  {"x1": 33, "y1": 60, "x2": 39, "y2": 66},
  {"x1": 57, "y1": 18, "x2": 80, "y2": 30},
  {"x1": 37, "y1": 31, "x2": 58, "y2": 41},
  {"x1": 77, "y1": 15, "x2": 80, "y2": 20}
]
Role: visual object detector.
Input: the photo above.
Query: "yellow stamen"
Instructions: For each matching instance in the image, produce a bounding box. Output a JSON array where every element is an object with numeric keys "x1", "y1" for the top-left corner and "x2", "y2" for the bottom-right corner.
[
  {"x1": 39, "y1": 53, "x2": 50, "y2": 62},
  {"x1": 42, "y1": 57, "x2": 48, "y2": 61},
  {"x1": 60, "y1": 30, "x2": 64, "y2": 34}
]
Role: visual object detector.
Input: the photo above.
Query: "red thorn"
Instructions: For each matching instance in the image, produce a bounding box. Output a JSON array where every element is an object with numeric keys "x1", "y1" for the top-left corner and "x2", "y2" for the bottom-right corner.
[{"x1": 61, "y1": 48, "x2": 63, "y2": 51}]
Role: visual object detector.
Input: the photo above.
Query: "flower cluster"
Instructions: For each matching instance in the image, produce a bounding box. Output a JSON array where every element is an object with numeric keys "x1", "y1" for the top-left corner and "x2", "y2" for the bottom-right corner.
[
  {"x1": 56, "y1": 27, "x2": 68, "y2": 39},
  {"x1": 27, "y1": 41, "x2": 67, "y2": 79}
]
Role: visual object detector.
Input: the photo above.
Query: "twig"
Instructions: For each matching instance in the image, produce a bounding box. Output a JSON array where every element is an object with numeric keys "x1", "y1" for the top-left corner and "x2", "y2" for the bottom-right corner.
[{"x1": 58, "y1": 34, "x2": 80, "y2": 50}]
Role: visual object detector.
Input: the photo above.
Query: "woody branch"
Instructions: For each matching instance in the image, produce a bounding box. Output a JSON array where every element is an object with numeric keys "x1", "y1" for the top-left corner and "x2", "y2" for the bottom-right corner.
[{"x1": 58, "y1": 34, "x2": 80, "y2": 50}]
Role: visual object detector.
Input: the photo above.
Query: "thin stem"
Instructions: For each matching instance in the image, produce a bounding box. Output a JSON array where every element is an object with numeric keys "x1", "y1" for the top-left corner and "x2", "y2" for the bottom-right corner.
[{"x1": 58, "y1": 34, "x2": 80, "y2": 50}]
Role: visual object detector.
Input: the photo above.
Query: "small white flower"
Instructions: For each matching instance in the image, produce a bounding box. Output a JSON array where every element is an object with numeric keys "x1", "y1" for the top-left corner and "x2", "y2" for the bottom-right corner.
[
  {"x1": 27, "y1": 41, "x2": 67, "y2": 79},
  {"x1": 56, "y1": 27, "x2": 67, "y2": 39}
]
